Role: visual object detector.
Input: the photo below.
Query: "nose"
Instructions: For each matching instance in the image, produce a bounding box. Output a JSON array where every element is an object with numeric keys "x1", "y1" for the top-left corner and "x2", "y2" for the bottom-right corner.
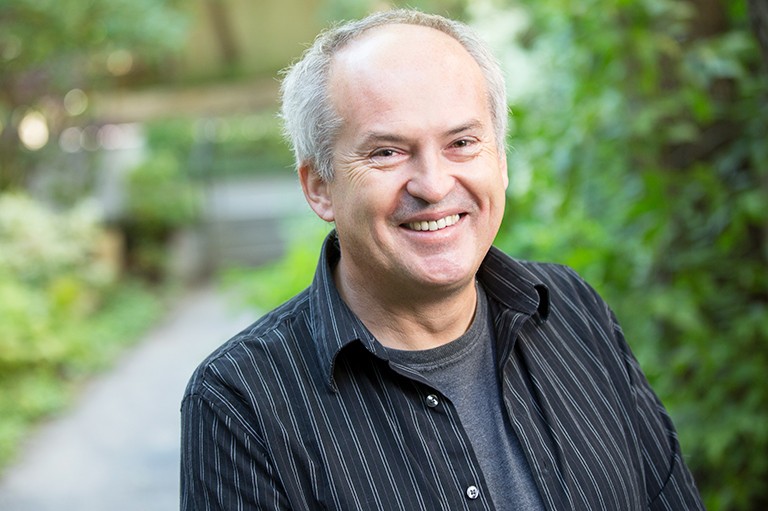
[{"x1": 405, "y1": 152, "x2": 455, "y2": 204}]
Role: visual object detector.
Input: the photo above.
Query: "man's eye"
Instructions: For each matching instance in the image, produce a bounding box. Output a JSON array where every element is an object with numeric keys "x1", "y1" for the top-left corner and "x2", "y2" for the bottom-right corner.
[
  {"x1": 452, "y1": 138, "x2": 474, "y2": 148},
  {"x1": 371, "y1": 148, "x2": 398, "y2": 158}
]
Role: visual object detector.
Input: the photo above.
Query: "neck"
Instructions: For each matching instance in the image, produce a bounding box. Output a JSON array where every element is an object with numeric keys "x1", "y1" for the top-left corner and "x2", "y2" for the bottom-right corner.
[{"x1": 334, "y1": 263, "x2": 478, "y2": 351}]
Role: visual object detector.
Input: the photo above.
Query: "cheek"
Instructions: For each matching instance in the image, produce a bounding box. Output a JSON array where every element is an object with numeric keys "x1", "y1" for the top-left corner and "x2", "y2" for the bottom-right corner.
[
  {"x1": 464, "y1": 161, "x2": 507, "y2": 202},
  {"x1": 332, "y1": 177, "x2": 393, "y2": 229},
  {"x1": 485, "y1": 156, "x2": 509, "y2": 200},
  {"x1": 356, "y1": 173, "x2": 407, "y2": 214}
]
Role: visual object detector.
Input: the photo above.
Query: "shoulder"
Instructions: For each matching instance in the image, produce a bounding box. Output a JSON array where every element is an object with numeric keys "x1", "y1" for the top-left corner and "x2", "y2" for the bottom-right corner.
[
  {"x1": 485, "y1": 246, "x2": 591, "y2": 293},
  {"x1": 514, "y1": 260, "x2": 629, "y2": 371},
  {"x1": 514, "y1": 258, "x2": 607, "y2": 309},
  {"x1": 511, "y1": 257, "x2": 588, "y2": 288},
  {"x1": 490, "y1": 254, "x2": 620, "y2": 348}
]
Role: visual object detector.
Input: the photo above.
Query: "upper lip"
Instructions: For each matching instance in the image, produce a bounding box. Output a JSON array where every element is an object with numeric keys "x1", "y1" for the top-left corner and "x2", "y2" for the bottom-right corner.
[{"x1": 398, "y1": 210, "x2": 464, "y2": 225}]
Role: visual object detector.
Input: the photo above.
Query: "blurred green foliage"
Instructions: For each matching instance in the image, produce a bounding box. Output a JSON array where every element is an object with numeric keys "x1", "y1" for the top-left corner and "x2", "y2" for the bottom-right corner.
[
  {"x1": 144, "y1": 113, "x2": 294, "y2": 180},
  {"x1": 0, "y1": 0, "x2": 193, "y2": 476},
  {"x1": 230, "y1": 0, "x2": 767, "y2": 509},
  {"x1": 0, "y1": 0, "x2": 187, "y2": 75},
  {"x1": 0, "y1": 0, "x2": 188, "y2": 189},
  {"x1": 121, "y1": 151, "x2": 201, "y2": 280},
  {"x1": 0, "y1": 193, "x2": 164, "y2": 469},
  {"x1": 223, "y1": 219, "x2": 332, "y2": 310},
  {"x1": 124, "y1": 152, "x2": 199, "y2": 230}
]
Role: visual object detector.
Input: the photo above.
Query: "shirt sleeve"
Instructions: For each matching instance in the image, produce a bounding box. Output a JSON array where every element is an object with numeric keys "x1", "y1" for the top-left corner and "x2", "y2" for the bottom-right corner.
[
  {"x1": 610, "y1": 315, "x2": 705, "y2": 510},
  {"x1": 180, "y1": 392, "x2": 289, "y2": 511}
]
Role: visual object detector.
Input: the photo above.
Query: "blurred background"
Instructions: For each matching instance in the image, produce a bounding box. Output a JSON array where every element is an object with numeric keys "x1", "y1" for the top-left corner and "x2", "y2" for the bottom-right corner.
[{"x1": 0, "y1": 0, "x2": 766, "y2": 509}]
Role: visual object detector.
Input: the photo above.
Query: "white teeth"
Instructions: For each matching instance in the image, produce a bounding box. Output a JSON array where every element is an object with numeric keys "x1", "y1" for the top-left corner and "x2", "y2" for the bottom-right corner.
[{"x1": 406, "y1": 214, "x2": 460, "y2": 232}]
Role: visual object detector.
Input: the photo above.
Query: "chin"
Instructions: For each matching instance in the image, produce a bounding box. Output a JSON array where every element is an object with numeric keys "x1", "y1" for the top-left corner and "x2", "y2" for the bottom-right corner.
[{"x1": 409, "y1": 261, "x2": 476, "y2": 289}]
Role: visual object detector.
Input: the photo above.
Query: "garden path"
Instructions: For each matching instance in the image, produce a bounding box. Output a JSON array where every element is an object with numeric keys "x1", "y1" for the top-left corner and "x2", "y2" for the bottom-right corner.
[{"x1": 0, "y1": 286, "x2": 257, "y2": 511}]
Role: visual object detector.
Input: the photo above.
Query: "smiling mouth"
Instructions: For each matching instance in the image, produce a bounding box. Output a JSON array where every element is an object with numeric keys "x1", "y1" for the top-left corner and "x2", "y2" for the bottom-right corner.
[{"x1": 403, "y1": 214, "x2": 461, "y2": 232}]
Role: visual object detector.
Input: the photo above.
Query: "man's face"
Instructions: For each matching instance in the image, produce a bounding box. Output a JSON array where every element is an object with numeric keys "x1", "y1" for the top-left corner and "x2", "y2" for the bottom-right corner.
[{"x1": 303, "y1": 24, "x2": 508, "y2": 300}]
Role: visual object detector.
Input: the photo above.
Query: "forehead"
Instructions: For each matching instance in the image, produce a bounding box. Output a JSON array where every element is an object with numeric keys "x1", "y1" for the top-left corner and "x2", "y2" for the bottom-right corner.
[
  {"x1": 328, "y1": 24, "x2": 490, "y2": 133},
  {"x1": 329, "y1": 23, "x2": 480, "y2": 86}
]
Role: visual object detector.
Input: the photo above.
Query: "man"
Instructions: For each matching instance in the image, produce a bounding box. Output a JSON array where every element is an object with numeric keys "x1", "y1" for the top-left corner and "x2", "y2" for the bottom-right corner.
[{"x1": 181, "y1": 9, "x2": 704, "y2": 510}]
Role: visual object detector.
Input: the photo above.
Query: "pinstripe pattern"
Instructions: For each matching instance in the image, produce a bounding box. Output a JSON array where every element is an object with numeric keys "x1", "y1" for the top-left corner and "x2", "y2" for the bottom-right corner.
[{"x1": 181, "y1": 232, "x2": 703, "y2": 510}]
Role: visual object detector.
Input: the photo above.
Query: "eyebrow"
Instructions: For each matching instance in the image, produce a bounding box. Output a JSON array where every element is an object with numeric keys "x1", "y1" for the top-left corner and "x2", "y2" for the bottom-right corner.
[
  {"x1": 357, "y1": 120, "x2": 486, "y2": 149},
  {"x1": 445, "y1": 120, "x2": 485, "y2": 137}
]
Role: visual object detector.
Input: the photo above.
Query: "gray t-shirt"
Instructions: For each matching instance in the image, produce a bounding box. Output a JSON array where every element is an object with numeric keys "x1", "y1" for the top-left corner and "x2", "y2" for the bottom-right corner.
[{"x1": 385, "y1": 284, "x2": 545, "y2": 511}]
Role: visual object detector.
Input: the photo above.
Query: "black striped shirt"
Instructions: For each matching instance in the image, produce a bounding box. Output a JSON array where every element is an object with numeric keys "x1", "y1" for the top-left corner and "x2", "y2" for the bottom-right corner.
[{"x1": 180, "y1": 232, "x2": 703, "y2": 510}]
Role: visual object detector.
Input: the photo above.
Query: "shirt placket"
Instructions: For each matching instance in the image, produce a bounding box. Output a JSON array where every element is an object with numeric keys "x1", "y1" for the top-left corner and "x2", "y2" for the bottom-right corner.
[
  {"x1": 388, "y1": 362, "x2": 496, "y2": 510},
  {"x1": 496, "y1": 317, "x2": 567, "y2": 511}
]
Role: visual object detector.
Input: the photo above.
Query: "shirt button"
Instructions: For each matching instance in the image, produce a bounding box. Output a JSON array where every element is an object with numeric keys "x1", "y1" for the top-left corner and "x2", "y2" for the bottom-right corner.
[
  {"x1": 466, "y1": 485, "x2": 480, "y2": 500},
  {"x1": 425, "y1": 394, "x2": 439, "y2": 408}
]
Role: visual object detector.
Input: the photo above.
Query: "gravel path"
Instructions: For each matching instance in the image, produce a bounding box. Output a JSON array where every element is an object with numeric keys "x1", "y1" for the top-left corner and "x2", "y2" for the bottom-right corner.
[{"x1": 0, "y1": 286, "x2": 255, "y2": 511}]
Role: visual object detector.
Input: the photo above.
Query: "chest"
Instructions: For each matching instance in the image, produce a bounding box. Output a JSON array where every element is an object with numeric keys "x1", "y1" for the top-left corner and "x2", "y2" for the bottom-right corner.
[{"x1": 256, "y1": 344, "x2": 645, "y2": 511}]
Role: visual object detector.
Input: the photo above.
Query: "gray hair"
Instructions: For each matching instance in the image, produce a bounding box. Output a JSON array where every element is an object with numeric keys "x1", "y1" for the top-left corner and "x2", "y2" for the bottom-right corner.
[{"x1": 279, "y1": 9, "x2": 508, "y2": 182}]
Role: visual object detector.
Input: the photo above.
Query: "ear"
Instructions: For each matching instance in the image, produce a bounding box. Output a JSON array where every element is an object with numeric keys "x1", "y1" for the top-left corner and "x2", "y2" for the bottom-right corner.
[
  {"x1": 499, "y1": 150, "x2": 509, "y2": 190},
  {"x1": 299, "y1": 163, "x2": 335, "y2": 222}
]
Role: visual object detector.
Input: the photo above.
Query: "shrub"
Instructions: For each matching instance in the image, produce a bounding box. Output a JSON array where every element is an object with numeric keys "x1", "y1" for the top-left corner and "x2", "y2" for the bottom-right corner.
[
  {"x1": 122, "y1": 151, "x2": 201, "y2": 280},
  {"x1": 0, "y1": 193, "x2": 162, "y2": 469}
]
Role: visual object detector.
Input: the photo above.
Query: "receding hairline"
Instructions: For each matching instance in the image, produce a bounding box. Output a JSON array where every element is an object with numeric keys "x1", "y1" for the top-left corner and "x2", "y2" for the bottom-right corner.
[
  {"x1": 326, "y1": 21, "x2": 490, "y2": 102},
  {"x1": 316, "y1": 10, "x2": 472, "y2": 52},
  {"x1": 330, "y1": 20, "x2": 470, "y2": 55},
  {"x1": 327, "y1": 21, "x2": 483, "y2": 81}
]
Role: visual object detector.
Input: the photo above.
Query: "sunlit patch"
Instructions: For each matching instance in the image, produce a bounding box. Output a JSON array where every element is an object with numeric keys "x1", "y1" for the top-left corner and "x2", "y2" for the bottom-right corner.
[{"x1": 18, "y1": 111, "x2": 49, "y2": 150}]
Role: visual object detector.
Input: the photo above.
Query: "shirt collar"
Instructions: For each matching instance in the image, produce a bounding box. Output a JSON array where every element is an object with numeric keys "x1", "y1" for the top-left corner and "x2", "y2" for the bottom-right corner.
[
  {"x1": 478, "y1": 245, "x2": 550, "y2": 322},
  {"x1": 308, "y1": 232, "x2": 380, "y2": 391},
  {"x1": 308, "y1": 231, "x2": 550, "y2": 391}
]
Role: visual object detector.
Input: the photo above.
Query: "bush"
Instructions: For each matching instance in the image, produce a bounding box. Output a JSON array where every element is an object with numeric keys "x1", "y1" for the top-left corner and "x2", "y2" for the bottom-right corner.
[
  {"x1": 124, "y1": 151, "x2": 199, "y2": 231},
  {"x1": 0, "y1": 193, "x2": 164, "y2": 470},
  {"x1": 0, "y1": 192, "x2": 115, "y2": 317},
  {"x1": 122, "y1": 151, "x2": 201, "y2": 280}
]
